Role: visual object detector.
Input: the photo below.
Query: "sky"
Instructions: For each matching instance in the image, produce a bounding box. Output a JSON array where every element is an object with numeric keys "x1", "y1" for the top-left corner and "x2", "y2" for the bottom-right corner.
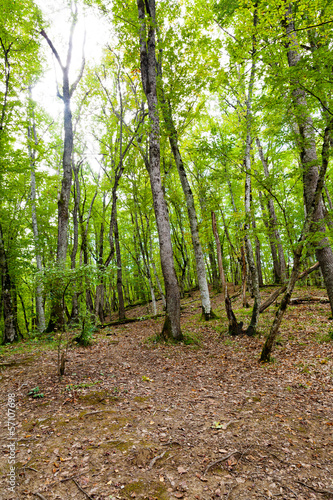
[{"x1": 34, "y1": 0, "x2": 111, "y2": 120}]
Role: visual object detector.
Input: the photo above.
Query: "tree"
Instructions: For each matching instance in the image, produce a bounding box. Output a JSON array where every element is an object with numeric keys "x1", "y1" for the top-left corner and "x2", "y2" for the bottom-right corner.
[
  {"x1": 0, "y1": 0, "x2": 43, "y2": 342},
  {"x1": 41, "y1": 1, "x2": 85, "y2": 331},
  {"x1": 137, "y1": 0, "x2": 182, "y2": 340}
]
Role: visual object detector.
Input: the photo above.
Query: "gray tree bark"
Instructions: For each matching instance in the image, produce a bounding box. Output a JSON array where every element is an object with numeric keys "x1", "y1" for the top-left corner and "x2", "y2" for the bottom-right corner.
[
  {"x1": 27, "y1": 94, "x2": 46, "y2": 333},
  {"x1": 0, "y1": 223, "x2": 17, "y2": 343},
  {"x1": 41, "y1": 8, "x2": 85, "y2": 331},
  {"x1": 256, "y1": 138, "x2": 287, "y2": 283},
  {"x1": 261, "y1": 118, "x2": 332, "y2": 361},
  {"x1": 114, "y1": 203, "x2": 125, "y2": 320},
  {"x1": 284, "y1": 5, "x2": 333, "y2": 316},
  {"x1": 158, "y1": 85, "x2": 213, "y2": 318},
  {"x1": 137, "y1": 0, "x2": 182, "y2": 340},
  {"x1": 243, "y1": 4, "x2": 260, "y2": 336}
]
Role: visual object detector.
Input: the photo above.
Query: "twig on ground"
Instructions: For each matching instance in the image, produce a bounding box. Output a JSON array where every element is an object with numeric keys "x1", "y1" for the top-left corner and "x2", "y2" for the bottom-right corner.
[
  {"x1": 60, "y1": 476, "x2": 75, "y2": 483},
  {"x1": 204, "y1": 450, "x2": 241, "y2": 475},
  {"x1": 33, "y1": 493, "x2": 48, "y2": 500},
  {"x1": 297, "y1": 480, "x2": 333, "y2": 497},
  {"x1": 270, "y1": 452, "x2": 290, "y2": 465},
  {"x1": 59, "y1": 476, "x2": 93, "y2": 499},
  {"x1": 161, "y1": 440, "x2": 181, "y2": 446},
  {"x1": 72, "y1": 478, "x2": 94, "y2": 499},
  {"x1": 148, "y1": 450, "x2": 166, "y2": 469},
  {"x1": 21, "y1": 466, "x2": 39, "y2": 472},
  {"x1": 274, "y1": 479, "x2": 298, "y2": 497},
  {"x1": 83, "y1": 410, "x2": 106, "y2": 417},
  {"x1": 226, "y1": 485, "x2": 235, "y2": 500}
]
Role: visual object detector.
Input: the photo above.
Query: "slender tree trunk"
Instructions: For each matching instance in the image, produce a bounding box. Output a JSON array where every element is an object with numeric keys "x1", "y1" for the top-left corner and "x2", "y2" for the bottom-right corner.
[
  {"x1": 80, "y1": 187, "x2": 98, "y2": 315},
  {"x1": 240, "y1": 245, "x2": 248, "y2": 308},
  {"x1": 41, "y1": 14, "x2": 84, "y2": 331},
  {"x1": 149, "y1": 227, "x2": 166, "y2": 309},
  {"x1": 261, "y1": 120, "x2": 332, "y2": 361},
  {"x1": 243, "y1": 4, "x2": 260, "y2": 336},
  {"x1": 135, "y1": 211, "x2": 158, "y2": 315},
  {"x1": 28, "y1": 97, "x2": 46, "y2": 333},
  {"x1": 0, "y1": 223, "x2": 17, "y2": 343},
  {"x1": 212, "y1": 212, "x2": 243, "y2": 335},
  {"x1": 95, "y1": 197, "x2": 106, "y2": 324},
  {"x1": 284, "y1": 6, "x2": 333, "y2": 317},
  {"x1": 208, "y1": 241, "x2": 220, "y2": 290},
  {"x1": 137, "y1": 0, "x2": 182, "y2": 340},
  {"x1": 256, "y1": 138, "x2": 286, "y2": 282},
  {"x1": 114, "y1": 204, "x2": 125, "y2": 320},
  {"x1": 70, "y1": 161, "x2": 80, "y2": 323},
  {"x1": 159, "y1": 87, "x2": 213, "y2": 319}
]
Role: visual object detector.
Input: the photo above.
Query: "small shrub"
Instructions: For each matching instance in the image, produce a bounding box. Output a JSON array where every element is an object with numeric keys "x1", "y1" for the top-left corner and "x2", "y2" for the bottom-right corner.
[{"x1": 76, "y1": 316, "x2": 96, "y2": 347}]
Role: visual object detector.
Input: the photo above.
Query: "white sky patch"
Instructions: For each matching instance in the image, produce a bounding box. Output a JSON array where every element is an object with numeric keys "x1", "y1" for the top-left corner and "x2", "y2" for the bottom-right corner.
[{"x1": 34, "y1": 0, "x2": 112, "y2": 120}]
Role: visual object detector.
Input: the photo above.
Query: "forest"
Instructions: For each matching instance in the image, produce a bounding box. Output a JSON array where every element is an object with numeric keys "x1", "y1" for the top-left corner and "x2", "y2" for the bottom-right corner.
[{"x1": 0, "y1": 0, "x2": 333, "y2": 498}]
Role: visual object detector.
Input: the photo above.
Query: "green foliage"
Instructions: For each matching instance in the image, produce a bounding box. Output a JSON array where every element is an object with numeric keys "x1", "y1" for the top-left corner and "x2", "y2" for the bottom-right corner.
[
  {"x1": 27, "y1": 386, "x2": 44, "y2": 398},
  {"x1": 76, "y1": 315, "x2": 97, "y2": 347}
]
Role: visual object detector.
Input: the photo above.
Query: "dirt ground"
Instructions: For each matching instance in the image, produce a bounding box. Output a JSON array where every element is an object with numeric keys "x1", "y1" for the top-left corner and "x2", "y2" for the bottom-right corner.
[{"x1": 1, "y1": 286, "x2": 333, "y2": 500}]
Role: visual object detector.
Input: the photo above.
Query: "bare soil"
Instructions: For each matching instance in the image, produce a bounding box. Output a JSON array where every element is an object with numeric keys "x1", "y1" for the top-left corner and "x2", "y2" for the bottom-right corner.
[{"x1": 1, "y1": 286, "x2": 333, "y2": 500}]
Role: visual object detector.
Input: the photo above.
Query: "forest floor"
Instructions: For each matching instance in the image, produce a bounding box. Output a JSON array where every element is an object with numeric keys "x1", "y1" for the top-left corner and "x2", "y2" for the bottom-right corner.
[{"x1": 0, "y1": 285, "x2": 333, "y2": 500}]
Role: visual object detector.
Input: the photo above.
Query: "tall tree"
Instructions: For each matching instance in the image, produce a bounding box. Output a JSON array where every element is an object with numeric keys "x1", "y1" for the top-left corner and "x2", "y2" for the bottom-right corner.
[
  {"x1": 283, "y1": 4, "x2": 333, "y2": 316},
  {"x1": 41, "y1": 2, "x2": 85, "y2": 331},
  {"x1": 27, "y1": 93, "x2": 46, "y2": 333},
  {"x1": 137, "y1": 0, "x2": 182, "y2": 340}
]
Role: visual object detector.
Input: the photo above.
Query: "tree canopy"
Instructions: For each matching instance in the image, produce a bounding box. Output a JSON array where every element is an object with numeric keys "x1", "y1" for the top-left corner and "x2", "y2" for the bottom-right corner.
[{"x1": 1, "y1": 0, "x2": 333, "y2": 361}]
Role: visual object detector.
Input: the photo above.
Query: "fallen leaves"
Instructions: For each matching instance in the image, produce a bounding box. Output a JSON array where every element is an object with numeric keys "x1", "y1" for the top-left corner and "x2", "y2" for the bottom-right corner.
[{"x1": 177, "y1": 466, "x2": 187, "y2": 474}]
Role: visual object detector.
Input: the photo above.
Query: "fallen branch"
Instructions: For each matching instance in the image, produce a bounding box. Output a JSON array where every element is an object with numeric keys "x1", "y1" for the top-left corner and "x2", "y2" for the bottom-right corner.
[
  {"x1": 296, "y1": 480, "x2": 333, "y2": 497},
  {"x1": 230, "y1": 290, "x2": 241, "y2": 300},
  {"x1": 83, "y1": 410, "x2": 106, "y2": 417},
  {"x1": 72, "y1": 478, "x2": 93, "y2": 499},
  {"x1": 259, "y1": 262, "x2": 320, "y2": 313},
  {"x1": 148, "y1": 450, "x2": 166, "y2": 469},
  {"x1": 204, "y1": 450, "x2": 241, "y2": 475},
  {"x1": 98, "y1": 313, "x2": 164, "y2": 328},
  {"x1": 290, "y1": 296, "x2": 329, "y2": 305},
  {"x1": 274, "y1": 480, "x2": 298, "y2": 497},
  {"x1": 33, "y1": 493, "x2": 48, "y2": 500},
  {"x1": 59, "y1": 476, "x2": 93, "y2": 498}
]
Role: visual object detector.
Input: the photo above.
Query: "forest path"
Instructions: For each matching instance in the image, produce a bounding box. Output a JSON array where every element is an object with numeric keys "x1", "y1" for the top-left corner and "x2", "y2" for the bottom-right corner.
[{"x1": 0, "y1": 286, "x2": 332, "y2": 499}]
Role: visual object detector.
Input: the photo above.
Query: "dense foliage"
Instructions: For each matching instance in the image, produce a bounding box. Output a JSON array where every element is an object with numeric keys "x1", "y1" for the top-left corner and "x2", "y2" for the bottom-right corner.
[{"x1": 1, "y1": 0, "x2": 332, "y2": 358}]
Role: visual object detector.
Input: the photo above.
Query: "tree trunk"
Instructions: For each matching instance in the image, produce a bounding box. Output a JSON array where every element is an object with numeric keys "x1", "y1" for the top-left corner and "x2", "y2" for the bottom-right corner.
[
  {"x1": 137, "y1": 0, "x2": 182, "y2": 340},
  {"x1": 114, "y1": 203, "x2": 125, "y2": 320},
  {"x1": 212, "y1": 212, "x2": 243, "y2": 335},
  {"x1": 0, "y1": 223, "x2": 18, "y2": 343},
  {"x1": 149, "y1": 227, "x2": 166, "y2": 309},
  {"x1": 261, "y1": 119, "x2": 331, "y2": 361},
  {"x1": 70, "y1": 161, "x2": 80, "y2": 323},
  {"x1": 28, "y1": 96, "x2": 46, "y2": 333},
  {"x1": 256, "y1": 138, "x2": 286, "y2": 283},
  {"x1": 159, "y1": 85, "x2": 213, "y2": 319},
  {"x1": 251, "y1": 206, "x2": 264, "y2": 287},
  {"x1": 41, "y1": 14, "x2": 84, "y2": 331},
  {"x1": 243, "y1": 4, "x2": 260, "y2": 336},
  {"x1": 284, "y1": 6, "x2": 333, "y2": 317},
  {"x1": 95, "y1": 198, "x2": 106, "y2": 324}
]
